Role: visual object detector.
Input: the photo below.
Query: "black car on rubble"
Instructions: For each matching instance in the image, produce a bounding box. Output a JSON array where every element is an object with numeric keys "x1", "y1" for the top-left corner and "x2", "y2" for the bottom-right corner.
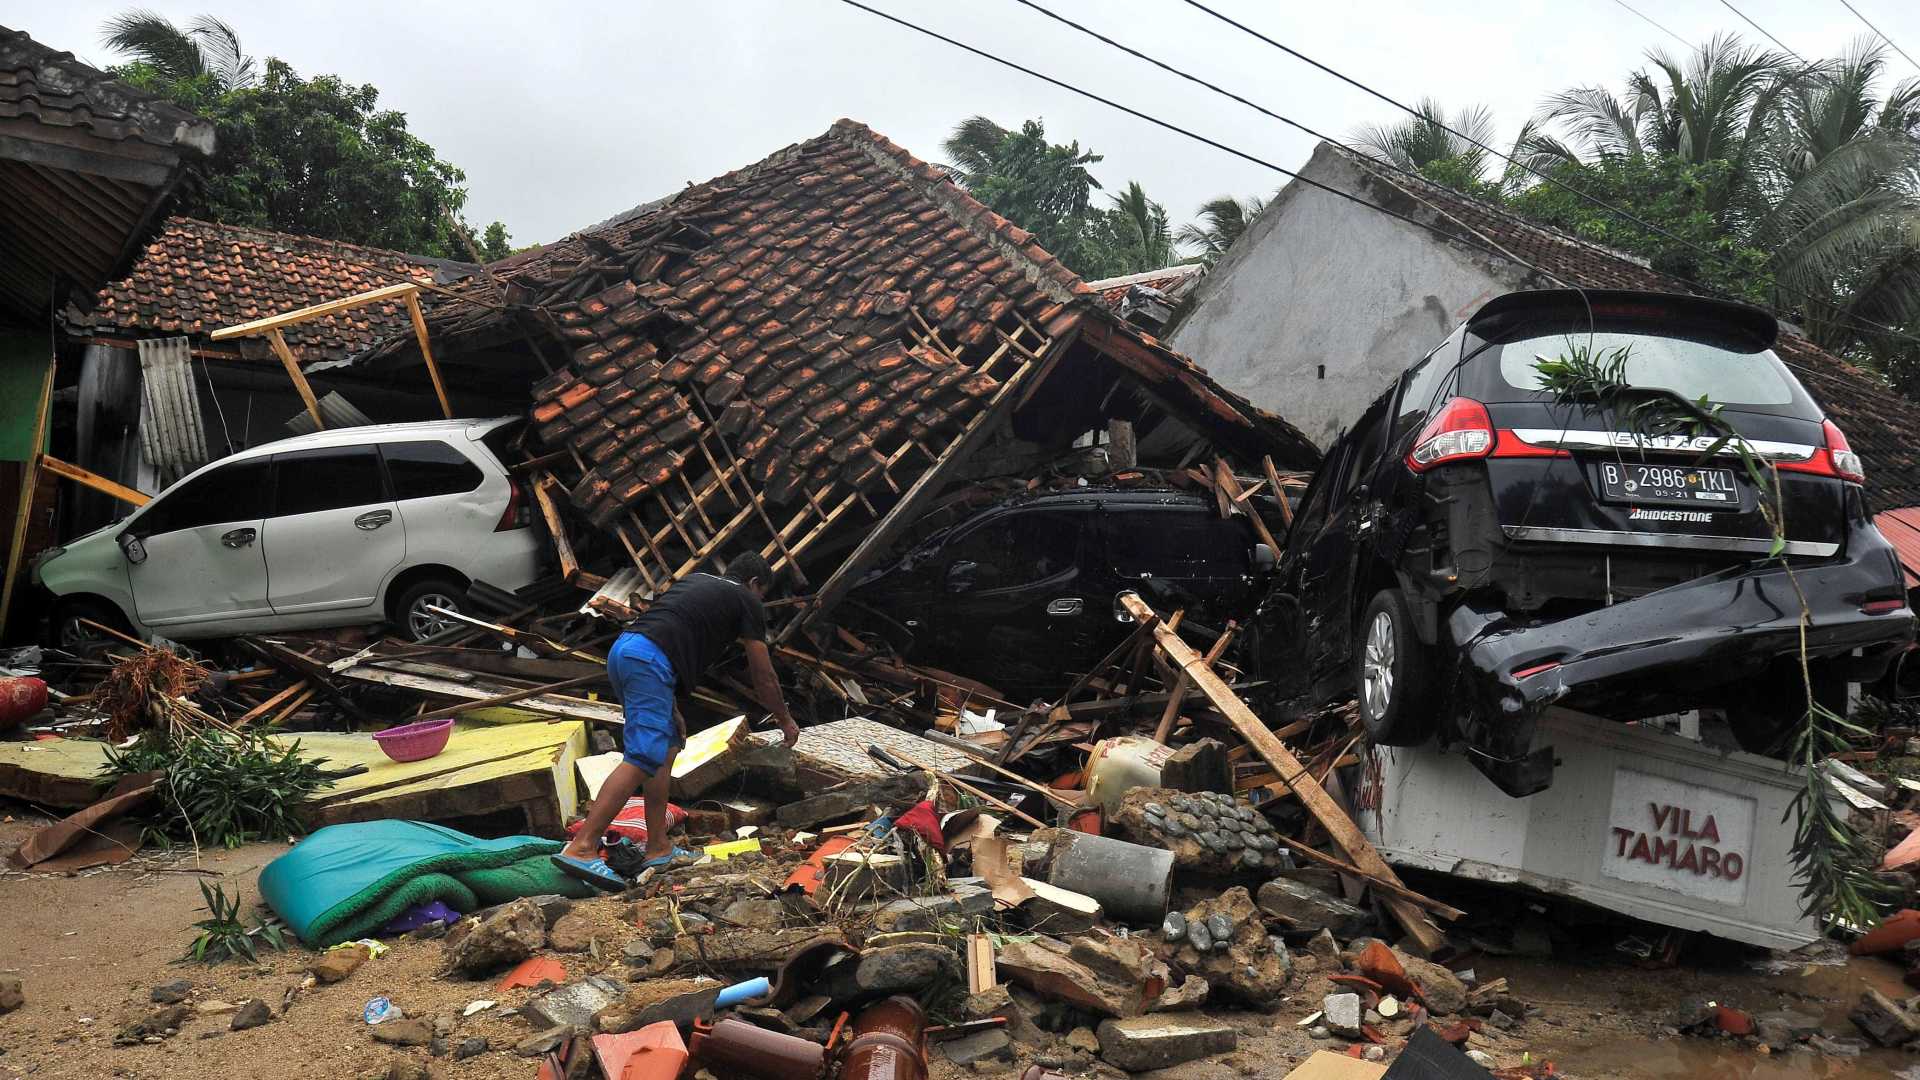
[
  {"x1": 1270, "y1": 289, "x2": 1915, "y2": 796},
  {"x1": 841, "y1": 490, "x2": 1274, "y2": 699}
]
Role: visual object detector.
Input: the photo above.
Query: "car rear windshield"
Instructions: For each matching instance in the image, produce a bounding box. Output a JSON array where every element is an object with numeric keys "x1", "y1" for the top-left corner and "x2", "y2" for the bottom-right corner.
[{"x1": 1471, "y1": 320, "x2": 1816, "y2": 416}]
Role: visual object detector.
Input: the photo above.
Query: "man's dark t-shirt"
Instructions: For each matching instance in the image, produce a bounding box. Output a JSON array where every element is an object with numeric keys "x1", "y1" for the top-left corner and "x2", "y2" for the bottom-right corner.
[{"x1": 626, "y1": 573, "x2": 768, "y2": 692}]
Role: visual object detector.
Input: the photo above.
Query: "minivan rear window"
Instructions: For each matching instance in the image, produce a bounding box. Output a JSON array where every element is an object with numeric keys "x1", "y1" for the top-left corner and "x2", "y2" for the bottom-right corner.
[
  {"x1": 1494, "y1": 329, "x2": 1796, "y2": 407},
  {"x1": 1109, "y1": 512, "x2": 1249, "y2": 579}
]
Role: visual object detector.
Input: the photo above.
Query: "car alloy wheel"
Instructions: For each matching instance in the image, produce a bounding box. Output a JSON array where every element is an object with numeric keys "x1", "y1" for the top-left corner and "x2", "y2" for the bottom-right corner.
[
  {"x1": 1361, "y1": 608, "x2": 1396, "y2": 721},
  {"x1": 407, "y1": 592, "x2": 462, "y2": 639}
]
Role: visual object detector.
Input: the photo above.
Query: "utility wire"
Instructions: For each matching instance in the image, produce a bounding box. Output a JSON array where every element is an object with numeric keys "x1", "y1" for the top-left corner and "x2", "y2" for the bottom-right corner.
[
  {"x1": 1177, "y1": 0, "x2": 1920, "y2": 351},
  {"x1": 1716, "y1": 0, "x2": 1808, "y2": 63},
  {"x1": 831, "y1": 0, "x2": 1575, "y2": 288},
  {"x1": 1837, "y1": 0, "x2": 1920, "y2": 75},
  {"x1": 1610, "y1": 0, "x2": 1691, "y2": 49}
]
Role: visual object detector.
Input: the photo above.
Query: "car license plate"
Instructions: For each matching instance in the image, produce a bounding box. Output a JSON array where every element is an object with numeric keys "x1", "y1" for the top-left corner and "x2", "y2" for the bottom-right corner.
[{"x1": 1599, "y1": 462, "x2": 1739, "y2": 508}]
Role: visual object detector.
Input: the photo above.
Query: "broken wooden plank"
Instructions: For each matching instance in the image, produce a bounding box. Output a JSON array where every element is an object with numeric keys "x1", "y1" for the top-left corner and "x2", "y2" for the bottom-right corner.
[
  {"x1": 530, "y1": 475, "x2": 582, "y2": 583},
  {"x1": 1118, "y1": 591, "x2": 1449, "y2": 956},
  {"x1": 1273, "y1": 836, "x2": 1466, "y2": 921},
  {"x1": 966, "y1": 932, "x2": 997, "y2": 994},
  {"x1": 404, "y1": 289, "x2": 454, "y2": 420},
  {"x1": 263, "y1": 329, "x2": 323, "y2": 429},
  {"x1": 210, "y1": 281, "x2": 420, "y2": 340},
  {"x1": 334, "y1": 658, "x2": 624, "y2": 724},
  {"x1": 38, "y1": 455, "x2": 149, "y2": 506},
  {"x1": 1213, "y1": 461, "x2": 1281, "y2": 554}
]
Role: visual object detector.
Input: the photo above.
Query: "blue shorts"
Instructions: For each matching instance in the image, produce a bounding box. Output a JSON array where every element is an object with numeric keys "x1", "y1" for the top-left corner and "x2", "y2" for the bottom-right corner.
[{"x1": 608, "y1": 632, "x2": 682, "y2": 775}]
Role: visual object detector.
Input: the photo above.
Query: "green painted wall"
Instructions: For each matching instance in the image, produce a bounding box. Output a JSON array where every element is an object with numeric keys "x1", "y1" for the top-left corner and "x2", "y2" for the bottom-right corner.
[{"x1": 0, "y1": 332, "x2": 51, "y2": 462}]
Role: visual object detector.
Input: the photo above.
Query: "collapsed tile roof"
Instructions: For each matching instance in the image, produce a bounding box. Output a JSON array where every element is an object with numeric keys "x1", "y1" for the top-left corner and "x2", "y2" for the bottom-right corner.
[
  {"x1": 0, "y1": 26, "x2": 216, "y2": 324},
  {"x1": 1341, "y1": 147, "x2": 1920, "y2": 511},
  {"x1": 65, "y1": 217, "x2": 479, "y2": 363},
  {"x1": 412, "y1": 119, "x2": 1312, "y2": 531},
  {"x1": 1086, "y1": 264, "x2": 1206, "y2": 310}
]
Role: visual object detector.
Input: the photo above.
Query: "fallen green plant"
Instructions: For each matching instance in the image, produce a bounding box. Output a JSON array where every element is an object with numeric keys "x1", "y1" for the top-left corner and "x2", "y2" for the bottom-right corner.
[
  {"x1": 1535, "y1": 339, "x2": 1891, "y2": 926},
  {"x1": 102, "y1": 726, "x2": 329, "y2": 850},
  {"x1": 186, "y1": 880, "x2": 286, "y2": 964}
]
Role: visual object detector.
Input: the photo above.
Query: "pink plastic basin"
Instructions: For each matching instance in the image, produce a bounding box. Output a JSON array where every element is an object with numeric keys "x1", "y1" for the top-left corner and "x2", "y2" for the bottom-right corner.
[{"x1": 372, "y1": 718, "x2": 454, "y2": 763}]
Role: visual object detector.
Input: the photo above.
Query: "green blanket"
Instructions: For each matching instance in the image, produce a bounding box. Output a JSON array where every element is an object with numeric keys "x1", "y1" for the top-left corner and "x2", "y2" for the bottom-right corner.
[{"x1": 258, "y1": 820, "x2": 595, "y2": 949}]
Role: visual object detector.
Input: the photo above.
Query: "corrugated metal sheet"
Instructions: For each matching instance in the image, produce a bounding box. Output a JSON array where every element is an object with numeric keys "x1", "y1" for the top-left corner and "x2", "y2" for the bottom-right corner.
[
  {"x1": 1875, "y1": 507, "x2": 1920, "y2": 588},
  {"x1": 135, "y1": 337, "x2": 206, "y2": 487},
  {"x1": 283, "y1": 391, "x2": 373, "y2": 436}
]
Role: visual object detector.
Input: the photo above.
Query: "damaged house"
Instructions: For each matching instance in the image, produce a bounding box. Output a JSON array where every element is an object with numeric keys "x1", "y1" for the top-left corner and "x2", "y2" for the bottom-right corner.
[
  {"x1": 350, "y1": 119, "x2": 1316, "y2": 657},
  {"x1": 0, "y1": 26, "x2": 214, "y2": 635}
]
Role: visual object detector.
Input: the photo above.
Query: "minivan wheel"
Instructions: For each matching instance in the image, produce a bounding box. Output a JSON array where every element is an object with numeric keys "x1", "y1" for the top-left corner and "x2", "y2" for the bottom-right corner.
[
  {"x1": 391, "y1": 577, "x2": 469, "y2": 642},
  {"x1": 1356, "y1": 589, "x2": 1436, "y2": 746},
  {"x1": 50, "y1": 597, "x2": 132, "y2": 653}
]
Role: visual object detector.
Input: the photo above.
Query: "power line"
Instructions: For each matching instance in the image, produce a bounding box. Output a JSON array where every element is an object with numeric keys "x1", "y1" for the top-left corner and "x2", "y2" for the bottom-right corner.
[
  {"x1": 1005, "y1": 0, "x2": 1618, "y2": 274},
  {"x1": 1176, "y1": 0, "x2": 1920, "y2": 351},
  {"x1": 831, "y1": 0, "x2": 1574, "y2": 288},
  {"x1": 1837, "y1": 0, "x2": 1920, "y2": 74},
  {"x1": 1716, "y1": 0, "x2": 1808, "y2": 63},
  {"x1": 1610, "y1": 0, "x2": 1690, "y2": 49}
]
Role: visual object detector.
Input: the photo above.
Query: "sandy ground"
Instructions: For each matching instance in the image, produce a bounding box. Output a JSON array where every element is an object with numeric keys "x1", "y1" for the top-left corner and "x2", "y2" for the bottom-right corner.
[{"x1": 1, "y1": 814, "x2": 1916, "y2": 1080}]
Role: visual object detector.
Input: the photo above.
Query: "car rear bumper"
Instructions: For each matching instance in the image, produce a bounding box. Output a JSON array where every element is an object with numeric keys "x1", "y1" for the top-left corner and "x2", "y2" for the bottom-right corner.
[{"x1": 1446, "y1": 516, "x2": 1915, "y2": 796}]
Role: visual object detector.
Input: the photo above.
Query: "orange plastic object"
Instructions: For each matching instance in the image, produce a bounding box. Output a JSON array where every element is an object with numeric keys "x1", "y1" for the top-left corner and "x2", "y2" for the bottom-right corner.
[
  {"x1": 1854, "y1": 908, "x2": 1920, "y2": 955},
  {"x1": 498, "y1": 955, "x2": 568, "y2": 990},
  {"x1": 591, "y1": 1021, "x2": 688, "y2": 1080},
  {"x1": 784, "y1": 835, "x2": 856, "y2": 896}
]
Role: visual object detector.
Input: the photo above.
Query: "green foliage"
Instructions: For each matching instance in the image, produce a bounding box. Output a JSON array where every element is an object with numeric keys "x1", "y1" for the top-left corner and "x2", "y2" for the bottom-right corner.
[
  {"x1": 102, "y1": 727, "x2": 329, "y2": 850},
  {"x1": 103, "y1": 11, "x2": 509, "y2": 259},
  {"x1": 941, "y1": 116, "x2": 1179, "y2": 279},
  {"x1": 186, "y1": 881, "x2": 287, "y2": 964},
  {"x1": 1177, "y1": 194, "x2": 1267, "y2": 266},
  {"x1": 1507, "y1": 156, "x2": 1773, "y2": 302}
]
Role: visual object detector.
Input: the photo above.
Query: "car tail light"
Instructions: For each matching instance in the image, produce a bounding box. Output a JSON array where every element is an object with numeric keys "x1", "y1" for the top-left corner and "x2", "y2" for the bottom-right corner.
[
  {"x1": 1491, "y1": 430, "x2": 1572, "y2": 460},
  {"x1": 1511, "y1": 660, "x2": 1561, "y2": 680},
  {"x1": 1777, "y1": 419, "x2": 1866, "y2": 484},
  {"x1": 495, "y1": 480, "x2": 531, "y2": 531},
  {"x1": 1862, "y1": 598, "x2": 1908, "y2": 616},
  {"x1": 1407, "y1": 397, "x2": 1495, "y2": 472}
]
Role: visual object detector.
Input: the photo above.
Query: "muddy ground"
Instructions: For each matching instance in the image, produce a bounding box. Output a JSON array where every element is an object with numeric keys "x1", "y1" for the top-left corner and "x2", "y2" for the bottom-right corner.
[{"x1": 0, "y1": 815, "x2": 1914, "y2": 1080}]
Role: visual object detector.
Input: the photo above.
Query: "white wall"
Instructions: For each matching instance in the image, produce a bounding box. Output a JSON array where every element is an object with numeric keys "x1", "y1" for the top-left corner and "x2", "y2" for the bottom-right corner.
[{"x1": 1168, "y1": 145, "x2": 1532, "y2": 449}]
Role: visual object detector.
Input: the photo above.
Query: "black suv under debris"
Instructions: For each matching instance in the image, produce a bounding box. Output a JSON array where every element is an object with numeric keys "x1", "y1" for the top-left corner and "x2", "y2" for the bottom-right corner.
[
  {"x1": 843, "y1": 490, "x2": 1272, "y2": 700},
  {"x1": 1271, "y1": 289, "x2": 1915, "y2": 796}
]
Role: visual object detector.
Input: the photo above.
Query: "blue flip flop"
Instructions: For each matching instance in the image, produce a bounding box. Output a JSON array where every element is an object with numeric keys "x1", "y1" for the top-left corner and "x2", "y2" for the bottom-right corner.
[
  {"x1": 551, "y1": 852, "x2": 628, "y2": 892},
  {"x1": 641, "y1": 847, "x2": 698, "y2": 870}
]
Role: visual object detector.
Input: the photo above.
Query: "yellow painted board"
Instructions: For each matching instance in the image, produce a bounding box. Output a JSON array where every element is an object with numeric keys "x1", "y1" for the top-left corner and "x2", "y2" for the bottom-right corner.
[{"x1": 703, "y1": 838, "x2": 762, "y2": 860}]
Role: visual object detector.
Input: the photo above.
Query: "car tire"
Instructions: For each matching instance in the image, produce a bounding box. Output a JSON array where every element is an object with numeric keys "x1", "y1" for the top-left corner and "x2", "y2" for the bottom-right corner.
[
  {"x1": 1725, "y1": 662, "x2": 1848, "y2": 756},
  {"x1": 389, "y1": 576, "x2": 470, "y2": 643},
  {"x1": 1356, "y1": 588, "x2": 1437, "y2": 746},
  {"x1": 49, "y1": 597, "x2": 133, "y2": 652}
]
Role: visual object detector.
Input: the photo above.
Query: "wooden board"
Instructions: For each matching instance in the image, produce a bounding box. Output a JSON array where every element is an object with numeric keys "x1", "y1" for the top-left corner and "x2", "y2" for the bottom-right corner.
[
  {"x1": 335, "y1": 659, "x2": 623, "y2": 723},
  {"x1": 0, "y1": 722, "x2": 587, "y2": 832}
]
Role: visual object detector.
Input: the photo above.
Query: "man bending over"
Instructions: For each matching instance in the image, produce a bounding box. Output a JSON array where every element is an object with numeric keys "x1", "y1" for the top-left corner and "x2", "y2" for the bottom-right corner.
[{"x1": 554, "y1": 552, "x2": 799, "y2": 887}]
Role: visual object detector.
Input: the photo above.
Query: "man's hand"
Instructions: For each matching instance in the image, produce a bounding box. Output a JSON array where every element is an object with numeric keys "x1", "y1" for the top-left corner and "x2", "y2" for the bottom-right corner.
[{"x1": 741, "y1": 639, "x2": 800, "y2": 749}]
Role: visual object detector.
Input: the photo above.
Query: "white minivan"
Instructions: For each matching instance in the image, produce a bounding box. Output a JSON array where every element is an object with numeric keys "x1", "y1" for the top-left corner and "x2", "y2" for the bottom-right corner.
[{"x1": 33, "y1": 418, "x2": 545, "y2": 645}]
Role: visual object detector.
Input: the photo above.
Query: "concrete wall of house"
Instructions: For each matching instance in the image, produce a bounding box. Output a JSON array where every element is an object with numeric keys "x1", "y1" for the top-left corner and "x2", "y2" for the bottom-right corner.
[{"x1": 1167, "y1": 144, "x2": 1532, "y2": 449}]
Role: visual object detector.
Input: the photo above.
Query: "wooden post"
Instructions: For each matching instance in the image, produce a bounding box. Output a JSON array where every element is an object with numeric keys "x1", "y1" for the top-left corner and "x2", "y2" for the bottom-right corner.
[
  {"x1": 405, "y1": 290, "x2": 454, "y2": 420},
  {"x1": 1118, "y1": 591, "x2": 1449, "y2": 956},
  {"x1": 265, "y1": 329, "x2": 323, "y2": 429},
  {"x1": 0, "y1": 356, "x2": 55, "y2": 639},
  {"x1": 1151, "y1": 621, "x2": 1235, "y2": 745},
  {"x1": 530, "y1": 475, "x2": 581, "y2": 582},
  {"x1": 1213, "y1": 460, "x2": 1282, "y2": 555}
]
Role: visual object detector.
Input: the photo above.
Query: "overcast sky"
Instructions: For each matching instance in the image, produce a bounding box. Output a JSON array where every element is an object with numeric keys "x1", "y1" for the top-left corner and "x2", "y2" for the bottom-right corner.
[{"x1": 29, "y1": 1, "x2": 1918, "y2": 251}]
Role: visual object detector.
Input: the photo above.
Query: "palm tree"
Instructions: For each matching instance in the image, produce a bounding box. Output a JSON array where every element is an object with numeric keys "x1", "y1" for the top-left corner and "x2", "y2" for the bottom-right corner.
[
  {"x1": 1176, "y1": 195, "x2": 1267, "y2": 265},
  {"x1": 1107, "y1": 181, "x2": 1174, "y2": 269},
  {"x1": 1752, "y1": 40, "x2": 1920, "y2": 347},
  {"x1": 1354, "y1": 98, "x2": 1499, "y2": 184},
  {"x1": 1526, "y1": 33, "x2": 1796, "y2": 215},
  {"x1": 100, "y1": 10, "x2": 257, "y2": 91}
]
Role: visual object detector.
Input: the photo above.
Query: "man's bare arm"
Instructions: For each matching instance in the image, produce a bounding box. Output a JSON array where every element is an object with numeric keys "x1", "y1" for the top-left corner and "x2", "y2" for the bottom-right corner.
[{"x1": 742, "y1": 639, "x2": 800, "y2": 747}]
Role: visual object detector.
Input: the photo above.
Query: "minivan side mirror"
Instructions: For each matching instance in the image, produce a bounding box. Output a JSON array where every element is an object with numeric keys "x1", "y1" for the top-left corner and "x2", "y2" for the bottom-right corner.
[
  {"x1": 117, "y1": 531, "x2": 147, "y2": 565},
  {"x1": 1252, "y1": 543, "x2": 1276, "y2": 573}
]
